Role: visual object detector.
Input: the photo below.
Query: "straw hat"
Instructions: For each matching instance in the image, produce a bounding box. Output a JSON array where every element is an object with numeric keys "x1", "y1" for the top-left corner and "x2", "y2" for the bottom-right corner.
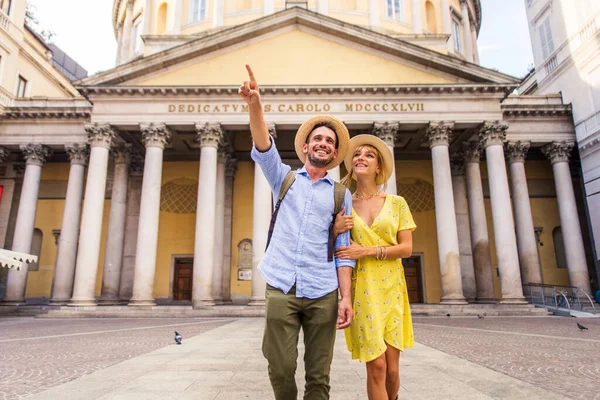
[
  {"x1": 294, "y1": 115, "x2": 350, "y2": 170},
  {"x1": 343, "y1": 134, "x2": 393, "y2": 186}
]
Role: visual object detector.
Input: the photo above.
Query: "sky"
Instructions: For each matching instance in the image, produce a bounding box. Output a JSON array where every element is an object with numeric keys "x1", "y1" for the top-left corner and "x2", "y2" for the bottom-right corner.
[{"x1": 28, "y1": 0, "x2": 534, "y2": 78}]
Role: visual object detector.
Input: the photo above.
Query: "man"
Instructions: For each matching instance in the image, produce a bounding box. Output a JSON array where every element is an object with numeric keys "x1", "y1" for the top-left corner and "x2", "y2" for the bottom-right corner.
[{"x1": 239, "y1": 64, "x2": 355, "y2": 400}]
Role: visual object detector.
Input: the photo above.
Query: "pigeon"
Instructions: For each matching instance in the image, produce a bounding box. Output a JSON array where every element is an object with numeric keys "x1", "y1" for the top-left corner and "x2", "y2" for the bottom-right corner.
[
  {"x1": 446, "y1": 313, "x2": 450, "y2": 317},
  {"x1": 477, "y1": 314, "x2": 485, "y2": 319},
  {"x1": 577, "y1": 323, "x2": 588, "y2": 331},
  {"x1": 174, "y1": 331, "x2": 182, "y2": 344}
]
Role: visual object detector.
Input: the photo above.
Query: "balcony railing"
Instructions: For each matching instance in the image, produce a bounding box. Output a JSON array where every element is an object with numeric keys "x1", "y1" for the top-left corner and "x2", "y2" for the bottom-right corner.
[
  {"x1": 544, "y1": 55, "x2": 558, "y2": 75},
  {"x1": 0, "y1": 8, "x2": 9, "y2": 31},
  {"x1": 0, "y1": 86, "x2": 13, "y2": 108}
]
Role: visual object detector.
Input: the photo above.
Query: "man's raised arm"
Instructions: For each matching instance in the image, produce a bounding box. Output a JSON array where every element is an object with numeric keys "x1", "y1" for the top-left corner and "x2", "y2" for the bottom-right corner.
[{"x1": 239, "y1": 64, "x2": 270, "y2": 151}]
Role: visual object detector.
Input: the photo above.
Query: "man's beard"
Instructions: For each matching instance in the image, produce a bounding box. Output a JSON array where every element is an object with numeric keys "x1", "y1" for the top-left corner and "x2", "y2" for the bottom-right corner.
[{"x1": 308, "y1": 150, "x2": 335, "y2": 167}]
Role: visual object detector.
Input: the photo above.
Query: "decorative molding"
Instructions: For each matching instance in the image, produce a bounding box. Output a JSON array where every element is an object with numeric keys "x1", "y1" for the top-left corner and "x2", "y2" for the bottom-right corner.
[
  {"x1": 0, "y1": 146, "x2": 10, "y2": 163},
  {"x1": 112, "y1": 143, "x2": 133, "y2": 164},
  {"x1": 65, "y1": 143, "x2": 89, "y2": 166},
  {"x1": 505, "y1": 141, "x2": 530, "y2": 164},
  {"x1": 140, "y1": 123, "x2": 172, "y2": 149},
  {"x1": 0, "y1": 110, "x2": 91, "y2": 120},
  {"x1": 195, "y1": 123, "x2": 223, "y2": 149},
  {"x1": 542, "y1": 141, "x2": 575, "y2": 164},
  {"x1": 85, "y1": 123, "x2": 117, "y2": 149},
  {"x1": 479, "y1": 121, "x2": 508, "y2": 148},
  {"x1": 19, "y1": 144, "x2": 52, "y2": 167},
  {"x1": 462, "y1": 141, "x2": 481, "y2": 164},
  {"x1": 373, "y1": 122, "x2": 399, "y2": 146},
  {"x1": 424, "y1": 121, "x2": 454, "y2": 148}
]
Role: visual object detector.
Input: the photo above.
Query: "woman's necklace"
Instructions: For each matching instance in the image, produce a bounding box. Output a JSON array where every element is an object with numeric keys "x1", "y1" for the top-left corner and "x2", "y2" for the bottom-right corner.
[{"x1": 354, "y1": 190, "x2": 381, "y2": 201}]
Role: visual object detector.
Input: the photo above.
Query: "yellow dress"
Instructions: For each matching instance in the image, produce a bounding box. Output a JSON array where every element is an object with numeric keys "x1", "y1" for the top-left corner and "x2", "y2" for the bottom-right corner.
[{"x1": 344, "y1": 195, "x2": 416, "y2": 363}]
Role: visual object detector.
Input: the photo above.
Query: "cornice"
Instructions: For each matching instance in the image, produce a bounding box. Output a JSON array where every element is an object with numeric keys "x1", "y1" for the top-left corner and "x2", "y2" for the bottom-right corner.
[
  {"x1": 93, "y1": 7, "x2": 516, "y2": 87},
  {"x1": 0, "y1": 109, "x2": 92, "y2": 120},
  {"x1": 77, "y1": 84, "x2": 517, "y2": 98},
  {"x1": 502, "y1": 104, "x2": 572, "y2": 118}
]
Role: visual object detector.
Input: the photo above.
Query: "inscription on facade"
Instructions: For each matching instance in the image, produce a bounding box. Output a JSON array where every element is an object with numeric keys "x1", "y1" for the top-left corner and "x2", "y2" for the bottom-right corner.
[{"x1": 168, "y1": 102, "x2": 425, "y2": 113}]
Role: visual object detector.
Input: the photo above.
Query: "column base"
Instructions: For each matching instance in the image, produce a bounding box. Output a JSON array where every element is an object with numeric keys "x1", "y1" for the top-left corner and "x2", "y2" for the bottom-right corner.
[
  {"x1": 97, "y1": 298, "x2": 123, "y2": 306},
  {"x1": 248, "y1": 297, "x2": 266, "y2": 306},
  {"x1": 68, "y1": 299, "x2": 98, "y2": 307},
  {"x1": 0, "y1": 300, "x2": 26, "y2": 306},
  {"x1": 440, "y1": 294, "x2": 468, "y2": 305},
  {"x1": 48, "y1": 299, "x2": 70, "y2": 306},
  {"x1": 475, "y1": 298, "x2": 498, "y2": 304},
  {"x1": 193, "y1": 299, "x2": 216, "y2": 309},
  {"x1": 128, "y1": 298, "x2": 157, "y2": 307},
  {"x1": 499, "y1": 297, "x2": 528, "y2": 305}
]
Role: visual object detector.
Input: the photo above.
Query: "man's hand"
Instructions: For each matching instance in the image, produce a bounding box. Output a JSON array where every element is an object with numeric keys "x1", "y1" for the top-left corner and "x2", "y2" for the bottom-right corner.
[
  {"x1": 238, "y1": 64, "x2": 261, "y2": 106},
  {"x1": 333, "y1": 206, "x2": 353, "y2": 236},
  {"x1": 337, "y1": 296, "x2": 353, "y2": 330}
]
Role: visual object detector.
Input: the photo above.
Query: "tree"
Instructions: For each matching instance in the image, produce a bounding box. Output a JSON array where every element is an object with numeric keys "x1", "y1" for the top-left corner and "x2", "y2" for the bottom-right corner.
[{"x1": 25, "y1": 3, "x2": 55, "y2": 43}]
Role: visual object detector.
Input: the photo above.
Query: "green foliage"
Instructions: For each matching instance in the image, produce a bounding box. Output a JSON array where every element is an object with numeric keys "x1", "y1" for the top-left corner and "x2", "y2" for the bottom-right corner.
[{"x1": 25, "y1": 3, "x2": 55, "y2": 43}]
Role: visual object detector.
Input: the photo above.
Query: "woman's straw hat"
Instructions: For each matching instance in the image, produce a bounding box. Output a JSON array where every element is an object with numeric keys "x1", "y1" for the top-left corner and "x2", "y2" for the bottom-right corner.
[
  {"x1": 294, "y1": 115, "x2": 350, "y2": 170},
  {"x1": 343, "y1": 134, "x2": 393, "y2": 186}
]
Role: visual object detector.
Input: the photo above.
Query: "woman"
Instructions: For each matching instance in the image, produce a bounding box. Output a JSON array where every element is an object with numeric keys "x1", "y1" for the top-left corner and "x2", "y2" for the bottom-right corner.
[{"x1": 334, "y1": 134, "x2": 416, "y2": 400}]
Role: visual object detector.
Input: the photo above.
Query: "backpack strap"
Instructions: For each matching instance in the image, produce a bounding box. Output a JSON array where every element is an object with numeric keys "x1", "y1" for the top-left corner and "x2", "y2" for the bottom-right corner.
[
  {"x1": 328, "y1": 182, "x2": 347, "y2": 262},
  {"x1": 266, "y1": 170, "x2": 296, "y2": 250}
]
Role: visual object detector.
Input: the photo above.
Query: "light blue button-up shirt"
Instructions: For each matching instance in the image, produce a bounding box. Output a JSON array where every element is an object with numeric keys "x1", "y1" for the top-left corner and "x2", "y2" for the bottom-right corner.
[{"x1": 251, "y1": 137, "x2": 355, "y2": 299}]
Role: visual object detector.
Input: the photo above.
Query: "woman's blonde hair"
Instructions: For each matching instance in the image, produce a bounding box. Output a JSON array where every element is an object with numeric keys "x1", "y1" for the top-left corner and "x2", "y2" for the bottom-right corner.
[{"x1": 340, "y1": 144, "x2": 388, "y2": 191}]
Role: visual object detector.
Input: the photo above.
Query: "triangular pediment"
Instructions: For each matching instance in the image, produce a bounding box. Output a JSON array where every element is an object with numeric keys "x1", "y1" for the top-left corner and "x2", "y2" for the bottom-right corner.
[{"x1": 78, "y1": 7, "x2": 519, "y2": 87}]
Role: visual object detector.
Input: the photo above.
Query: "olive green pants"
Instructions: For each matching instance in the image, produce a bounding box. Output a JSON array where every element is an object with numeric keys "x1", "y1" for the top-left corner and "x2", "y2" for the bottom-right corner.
[{"x1": 262, "y1": 284, "x2": 339, "y2": 400}]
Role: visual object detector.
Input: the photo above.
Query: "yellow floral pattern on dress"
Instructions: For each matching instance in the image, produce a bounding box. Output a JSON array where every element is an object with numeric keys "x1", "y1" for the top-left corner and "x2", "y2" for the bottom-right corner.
[{"x1": 344, "y1": 195, "x2": 417, "y2": 363}]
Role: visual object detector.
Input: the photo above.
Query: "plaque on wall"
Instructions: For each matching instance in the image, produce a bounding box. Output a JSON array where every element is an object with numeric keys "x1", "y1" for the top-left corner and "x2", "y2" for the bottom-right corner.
[
  {"x1": 238, "y1": 269, "x2": 252, "y2": 281},
  {"x1": 237, "y1": 239, "x2": 252, "y2": 281}
]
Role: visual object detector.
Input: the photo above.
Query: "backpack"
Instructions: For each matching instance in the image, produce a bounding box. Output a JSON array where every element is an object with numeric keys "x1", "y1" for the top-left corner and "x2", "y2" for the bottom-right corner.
[{"x1": 266, "y1": 170, "x2": 346, "y2": 262}]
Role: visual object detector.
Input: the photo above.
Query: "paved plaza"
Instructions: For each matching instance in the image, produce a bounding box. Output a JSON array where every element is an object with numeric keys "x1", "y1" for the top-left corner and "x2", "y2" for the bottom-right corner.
[{"x1": 0, "y1": 315, "x2": 598, "y2": 399}]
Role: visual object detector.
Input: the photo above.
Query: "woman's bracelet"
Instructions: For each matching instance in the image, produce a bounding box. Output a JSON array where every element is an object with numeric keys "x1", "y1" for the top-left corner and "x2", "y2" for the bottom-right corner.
[{"x1": 374, "y1": 245, "x2": 388, "y2": 261}]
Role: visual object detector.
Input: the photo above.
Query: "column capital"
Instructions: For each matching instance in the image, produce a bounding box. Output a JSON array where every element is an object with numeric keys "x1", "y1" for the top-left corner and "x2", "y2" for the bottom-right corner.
[
  {"x1": 505, "y1": 141, "x2": 530, "y2": 164},
  {"x1": 195, "y1": 123, "x2": 223, "y2": 148},
  {"x1": 140, "y1": 123, "x2": 172, "y2": 149},
  {"x1": 85, "y1": 123, "x2": 117, "y2": 149},
  {"x1": 20, "y1": 144, "x2": 52, "y2": 167},
  {"x1": 373, "y1": 122, "x2": 399, "y2": 146},
  {"x1": 112, "y1": 143, "x2": 133, "y2": 165},
  {"x1": 462, "y1": 141, "x2": 482, "y2": 163},
  {"x1": 542, "y1": 141, "x2": 575, "y2": 164},
  {"x1": 0, "y1": 146, "x2": 10, "y2": 163},
  {"x1": 226, "y1": 156, "x2": 238, "y2": 178},
  {"x1": 268, "y1": 124, "x2": 277, "y2": 140},
  {"x1": 425, "y1": 121, "x2": 454, "y2": 148},
  {"x1": 479, "y1": 121, "x2": 508, "y2": 148},
  {"x1": 65, "y1": 143, "x2": 89, "y2": 166}
]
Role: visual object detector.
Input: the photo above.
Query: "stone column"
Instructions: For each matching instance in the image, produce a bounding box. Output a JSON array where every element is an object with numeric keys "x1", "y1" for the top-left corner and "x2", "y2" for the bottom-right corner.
[
  {"x1": 460, "y1": 0, "x2": 473, "y2": 62},
  {"x1": 120, "y1": 0, "x2": 134, "y2": 63},
  {"x1": 119, "y1": 151, "x2": 144, "y2": 302},
  {"x1": 211, "y1": 145, "x2": 227, "y2": 303},
  {"x1": 441, "y1": 0, "x2": 454, "y2": 53},
  {"x1": 2, "y1": 145, "x2": 51, "y2": 304},
  {"x1": 506, "y1": 141, "x2": 542, "y2": 285},
  {"x1": 425, "y1": 122, "x2": 466, "y2": 304},
  {"x1": 451, "y1": 155, "x2": 476, "y2": 302},
  {"x1": 98, "y1": 145, "x2": 131, "y2": 305},
  {"x1": 317, "y1": 0, "x2": 328, "y2": 16},
  {"x1": 129, "y1": 124, "x2": 171, "y2": 307},
  {"x1": 222, "y1": 156, "x2": 237, "y2": 302},
  {"x1": 172, "y1": 0, "x2": 183, "y2": 33},
  {"x1": 213, "y1": 0, "x2": 224, "y2": 27},
  {"x1": 142, "y1": 0, "x2": 152, "y2": 35},
  {"x1": 248, "y1": 126, "x2": 274, "y2": 306},
  {"x1": 49, "y1": 144, "x2": 88, "y2": 305},
  {"x1": 411, "y1": 0, "x2": 422, "y2": 33},
  {"x1": 369, "y1": 0, "x2": 380, "y2": 28},
  {"x1": 479, "y1": 121, "x2": 526, "y2": 303},
  {"x1": 192, "y1": 123, "x2": 223, "y2": 308},
  {"x1": 69, "y1": 124, "x2": 115, "y2": 307},
  {"x1": 471, "y1": 26, "x2": 480, "y2": 64},
  {"x1": 115, "y1": 25, "x2": 123, "y2": 65},
  {"x1": 542, "y1": 142, "x2": 592, "y2": 294},
  {"x1": 463, "y1": 142, "x2": 495, "y2": 302},
  {"x1": 373, "y1": 122, "x2": 398, "y2": 195}
]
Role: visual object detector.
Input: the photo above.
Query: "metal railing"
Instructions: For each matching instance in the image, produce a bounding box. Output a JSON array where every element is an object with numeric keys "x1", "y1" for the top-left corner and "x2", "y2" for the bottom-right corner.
[{"x1": 523, "y1": 283, "x2": 596, "y2": 316}]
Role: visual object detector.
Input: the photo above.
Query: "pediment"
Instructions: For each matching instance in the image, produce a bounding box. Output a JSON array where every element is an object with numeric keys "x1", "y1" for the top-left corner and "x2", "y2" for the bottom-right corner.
[{"x1": 78, "y1": 7, "x2": 519, "y2": 87}]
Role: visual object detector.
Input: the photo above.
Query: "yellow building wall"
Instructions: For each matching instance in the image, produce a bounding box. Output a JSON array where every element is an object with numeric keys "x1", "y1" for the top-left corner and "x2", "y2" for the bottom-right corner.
[{"x1": 137, "y1": 29, "x2": 455, "y2": 86}]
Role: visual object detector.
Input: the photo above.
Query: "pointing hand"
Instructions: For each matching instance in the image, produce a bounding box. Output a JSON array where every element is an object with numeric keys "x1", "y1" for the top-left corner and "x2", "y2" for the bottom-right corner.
[{"x1": 238, "y1": 64, "x2": 261, "y2": 105}]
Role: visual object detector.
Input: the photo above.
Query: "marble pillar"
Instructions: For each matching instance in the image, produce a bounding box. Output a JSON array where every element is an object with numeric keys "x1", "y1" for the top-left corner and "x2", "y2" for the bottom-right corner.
[
  {"x1": 69, "y1": 124, "x2": 116, "y2": 306},
  {"x1": 425, "y1": 122, "x2": 466, "y2": 304},
  {"x1": 463, "y1": 142, "x2": 495, "y2": 302},
  {"x1": 99, "y1": 145, "x2": 131, "y2": 305},
  {"x1": 222, "y1": 156, "x2": 238, "y2": 302},
  {"x1": 461, "y1": 0, "x2": 474, "y2": 62},
  {"x1": 373, "y1": 122, "x2": 398, "y2": 195},
  {"x1": 542, "y1": 142, "x2": 592, "y2": 295},
  {"x1": 121, "y1": 0, "x2": 134, "y2": 63},
  {"x1": 49, "y1": 143, "x2": 88, "y2": 305},
  {"x1": 411, "y1": 0, "x2": 422, "y2": 33},
  {"x1": 193, "y1": 123, "x2": 223, "y2": 308},
  {"x1": 441, "y1": 0, "x2": 454, "y2": 53},
  {"x1": 129, "y1": 124, "x2": 172, "y2": 307},
  {"x1": 2, "y1": 144, "x2": 51, "y2": 304},
  {"x1": 451, "y1": 155, "x2": 476, "y2": 302},
  {"x1": 479, "y1": 121, "x2": 526, "y2": 303},
  {"x1": 213, "y1": 0, "x2": 224, "y2": 27},
  {"x1": 471, "y1": 26, "x2": 480, "y2": 64},
  {"x1": 211, "y1": 145, "x2": 227, "y2": 303},
  {"x1": 369, "y1": 0, "x2": 380, "y2": 28},
  {"x1": 172, "y1": 0, "x2": 183, "y2": 33},
  {"x1": 506, "y1": 141, "x2": 542, "y2": 285}
]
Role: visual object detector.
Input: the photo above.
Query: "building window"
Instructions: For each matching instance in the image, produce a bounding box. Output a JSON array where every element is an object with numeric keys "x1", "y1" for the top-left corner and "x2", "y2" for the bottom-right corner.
[
  {"x1": 16, "y1": 75, "x2": 28, "y2": 98},
  {"x1": 552, "y1": 227, "x2": 568, "y2": 269},
  {"x1": 190, "y1": 0, "x2": 207, "y2": 22},
  {"x1": 157, "y1": 2, "x2": 168, "y2": 34},
  {"x1": 1, "y1": 0, "x2": 12, "y2": 15},
  {"x1": 452, "y1": 19, "x2": 462, "y2": 54},
  {"x1": 425, "y1": 1, "x2": 437, "y2": 33},
  {"x1": 386, "y1": 0, "x2": 403, "y2": 22},
  {"x1": 539, "y1": 16, "x2": 555, "y2": 60},
  {"x1": 132, "y1": 17, "x2": 144, "y2": 54}
]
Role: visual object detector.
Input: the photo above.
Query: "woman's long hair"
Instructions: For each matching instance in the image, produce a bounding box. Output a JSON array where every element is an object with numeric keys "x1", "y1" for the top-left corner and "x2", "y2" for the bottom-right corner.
[{"x1": 340, "y1": 144, "x2": 388, "y2": 191}]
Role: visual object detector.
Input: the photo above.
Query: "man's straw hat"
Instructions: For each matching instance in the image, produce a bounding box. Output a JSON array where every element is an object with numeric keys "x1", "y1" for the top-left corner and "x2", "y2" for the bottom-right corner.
[
  {"x1": 294, "y1": 115, "x2": 350, "y2": 170},
  {"x1": 343, "y1": 134, "x2": 393, "y2": 186}
]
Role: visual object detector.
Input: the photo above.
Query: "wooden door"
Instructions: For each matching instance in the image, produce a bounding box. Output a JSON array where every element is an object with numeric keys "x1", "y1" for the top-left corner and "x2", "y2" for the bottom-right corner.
[
  {"x1": 403, "y1": 256, "x2": 424, "y2": 303},
  {"x1": 173, "y1": 258, "x2": 193, "y2": 301}
]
